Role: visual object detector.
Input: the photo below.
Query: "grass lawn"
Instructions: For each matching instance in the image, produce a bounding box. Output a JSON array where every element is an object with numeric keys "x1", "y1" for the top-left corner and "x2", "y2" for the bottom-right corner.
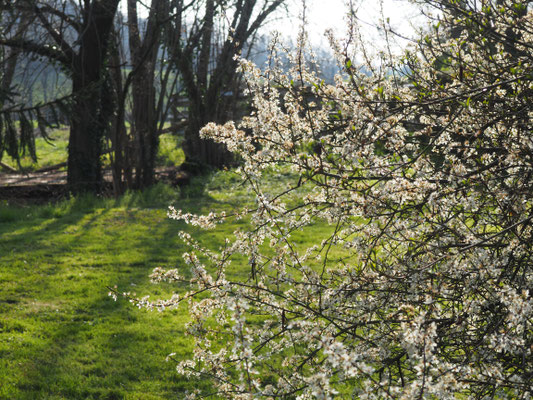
[
  {"x1": 0, "y1": 120, "x2": 338, "y2": 399},
  {"x1": 1, "y1": 128, "x2": 185, "y2": 172},
  {"x1": 1, "y1": 127, "x2": 70, "y2": 172},
  {"x1": 0, "y1": 172, "x2": 251, "y2": 399}
]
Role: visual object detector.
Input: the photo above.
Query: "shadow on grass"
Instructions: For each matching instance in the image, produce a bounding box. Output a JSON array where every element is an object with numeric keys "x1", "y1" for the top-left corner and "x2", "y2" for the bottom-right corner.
[
  {"x1": 10, "y1": 289, "x2": 196, "y2": 399},
  {"x1": 0, "y1": 190, "x2": 217, "y2": 399}
]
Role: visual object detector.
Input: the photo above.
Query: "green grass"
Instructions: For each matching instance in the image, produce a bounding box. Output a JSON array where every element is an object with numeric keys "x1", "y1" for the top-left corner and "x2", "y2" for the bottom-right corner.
[
  {"x1": 0, "y1": 177, "x2": 245, "y2": 399},
  {"x1": 0, "y1": 166, "x2": 343, "y2": 399},
  {"x1": 2, "y1": 128, "x2": 185, "y2": 172},
  {"x1": 2, "y1": 127, "x2": 70, "y2": 171}
]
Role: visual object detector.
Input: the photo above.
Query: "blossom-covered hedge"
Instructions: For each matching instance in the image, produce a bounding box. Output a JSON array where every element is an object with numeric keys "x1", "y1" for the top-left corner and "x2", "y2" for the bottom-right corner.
[{"x1": 131, "y1": 1, "x2": 533, "y2": 398}]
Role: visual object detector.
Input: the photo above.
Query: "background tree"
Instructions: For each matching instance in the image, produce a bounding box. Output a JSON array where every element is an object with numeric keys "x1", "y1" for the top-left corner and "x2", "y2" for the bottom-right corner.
[
  {"x1": 0, "y1": 3, "x2": 67, "y2": 168},
  {"x1": 167, "y1": 0, "x2": 286, "y2": 171},
  {"x1": 108, "y1": 0, "x2": 173, "y2": 194},
  {"x1": 1, "y1": 0, "x2": 287, "y2": 192},
  {"x1": 0, "y1": 5, "x2": 27, "y2": 110},
  {"x1": 130, "y1": 0, "x2": 533, "y2": 398},
  {"x1": 0, "y1": 0, "x2": 121, "y2": 194}
]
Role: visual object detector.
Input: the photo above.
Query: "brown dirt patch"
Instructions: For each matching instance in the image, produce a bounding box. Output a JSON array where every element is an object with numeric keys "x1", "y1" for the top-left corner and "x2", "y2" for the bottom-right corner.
[{"x1": 0, "y1": 167, "x2": 188, "y2": 204}]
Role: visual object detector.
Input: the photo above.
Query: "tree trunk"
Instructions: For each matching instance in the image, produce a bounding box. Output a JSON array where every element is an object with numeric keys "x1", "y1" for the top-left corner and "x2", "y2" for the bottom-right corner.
[
  {"x1": 1, "y1": 8, "x2": 31, "y2": 108},
  {"x1": 67, "y1": 71, "x2": 105, "y2": 193},
  {"x1": 1, "y1": 48, "x2": 21, "y2": 104},
  {"x1": 66, "y1": 0, "x2": 120, "y2": 194},
  {"x1": 125, "y1": 0, "x2": 166, "y2": 189},
  {"x1": 131, "y1": 65, "x2": 158, "y2": 188},
  {"x1": 182, "y1": 98, "x2": 234, "y2": 171},
  {"x1": 108, "y1": 27, "x2": 131, "y2": 196}
]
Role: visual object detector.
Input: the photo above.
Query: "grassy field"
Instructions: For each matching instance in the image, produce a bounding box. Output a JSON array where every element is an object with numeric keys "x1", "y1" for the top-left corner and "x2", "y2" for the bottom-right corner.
[
  {"x1": 0, "y1": 129, "x2": 335, "y2": 398},
  {"x1": 1, "y1": 128, "x2": 185, "y2": 172},
  {"x1": 0, "y1": 170, "x2": 255, "y2": 399}
]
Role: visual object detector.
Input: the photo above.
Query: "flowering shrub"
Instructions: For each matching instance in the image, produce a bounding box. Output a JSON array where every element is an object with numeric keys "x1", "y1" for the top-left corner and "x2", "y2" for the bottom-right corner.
[{"x1": 133, "y1": 1, "x2": 533, "y2": 398}]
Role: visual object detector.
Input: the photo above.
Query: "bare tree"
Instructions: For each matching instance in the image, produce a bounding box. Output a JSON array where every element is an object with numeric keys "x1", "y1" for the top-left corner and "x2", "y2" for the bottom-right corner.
[
  {"x1": 108, "y1": 0, "x2": 172, "y2": 194},
  {"x1": 167, "y1": 0, "x2": 287, "y2": 171},
  {"x1": 0, "y1": 0, "x2": 121, "y2": 193},
  {"x1": 0, "y1": 2, "x2": 64, "y2": 166}
]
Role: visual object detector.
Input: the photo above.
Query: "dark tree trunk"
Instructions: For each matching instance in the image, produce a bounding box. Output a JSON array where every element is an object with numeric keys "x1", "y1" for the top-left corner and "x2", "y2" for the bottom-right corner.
[
  {"x1": 1, "y1": 8, "x2": 31, "y2": 108},
  {"x1": 126, "y1": 0, "x2": 166, "y2": 189},
  {"x1": 67, "y1": 71, "x2": 105, "y2": 193},
  {"x1": 66, "y1": 0, "x2": 120, "y2": 194},
  {"x1": 1, "y1": 48, "x2": 21, "y2": 104},
  {"x1": 131, "y1": 65, "x2": 158, "y2": 187},
  {"x1": 108, "y1": 28, "x2": 131, "y2": 195}
]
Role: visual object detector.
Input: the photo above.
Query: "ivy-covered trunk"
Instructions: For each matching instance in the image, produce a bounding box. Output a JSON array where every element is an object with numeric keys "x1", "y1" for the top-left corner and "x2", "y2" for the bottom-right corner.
[
  {"x1": 67, "y1": 71, "x2": 105, "y2": 193},
  {"x1": 130, "y1": 65, "x2": 159, "y2": 188}
]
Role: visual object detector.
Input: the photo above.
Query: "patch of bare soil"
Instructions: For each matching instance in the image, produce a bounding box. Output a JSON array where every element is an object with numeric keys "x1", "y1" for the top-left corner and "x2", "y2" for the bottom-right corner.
[
  {"x1": 0, "y1": 167, "x2": 188, "y2": 204},
  {"x1": 0, "y1": 169, "x2": 67, "y2": 203}
]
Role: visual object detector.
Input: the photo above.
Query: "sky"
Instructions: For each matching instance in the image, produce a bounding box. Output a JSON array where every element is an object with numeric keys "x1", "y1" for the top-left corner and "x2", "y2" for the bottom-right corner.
[
  {"x1": 130, "y1": 0, "x2": 425, "y2": 52},
  {"x1": 255, "y1": 0, "x2": 426, "y2": 59},
  {"x1": 284, "y1": 0, "x2": 420, "y2": 41}
]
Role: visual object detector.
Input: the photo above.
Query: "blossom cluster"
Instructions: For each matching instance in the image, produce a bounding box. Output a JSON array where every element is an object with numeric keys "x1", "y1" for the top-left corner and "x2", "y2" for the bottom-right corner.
[{"x1": 129, "y1": 1, "x2": 533, "y2": 398}]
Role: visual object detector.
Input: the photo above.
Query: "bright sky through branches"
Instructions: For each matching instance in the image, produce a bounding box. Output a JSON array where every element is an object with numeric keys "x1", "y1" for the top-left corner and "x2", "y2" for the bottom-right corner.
[
  {"x1": 276, "y1": 0, "x2": 422, "y2": 51},
  {"x1": 128, "y1": 0, "x2": 422, "y2": 50}
]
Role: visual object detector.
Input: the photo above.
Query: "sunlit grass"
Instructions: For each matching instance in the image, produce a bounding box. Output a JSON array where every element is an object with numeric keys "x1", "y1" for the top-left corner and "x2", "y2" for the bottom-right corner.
[
  {"x1": 0, "y1": 180, "x2": 222, "y2": 399},
  {"x1": 1, "y1": 127, "x2": 69, "y2": 171},
  {"x1": 0, "y1": 166, "x2": 345, "y2": 399},
  {"x1": 1, "y1": 128, "x2": 185, "y2": 172}
]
